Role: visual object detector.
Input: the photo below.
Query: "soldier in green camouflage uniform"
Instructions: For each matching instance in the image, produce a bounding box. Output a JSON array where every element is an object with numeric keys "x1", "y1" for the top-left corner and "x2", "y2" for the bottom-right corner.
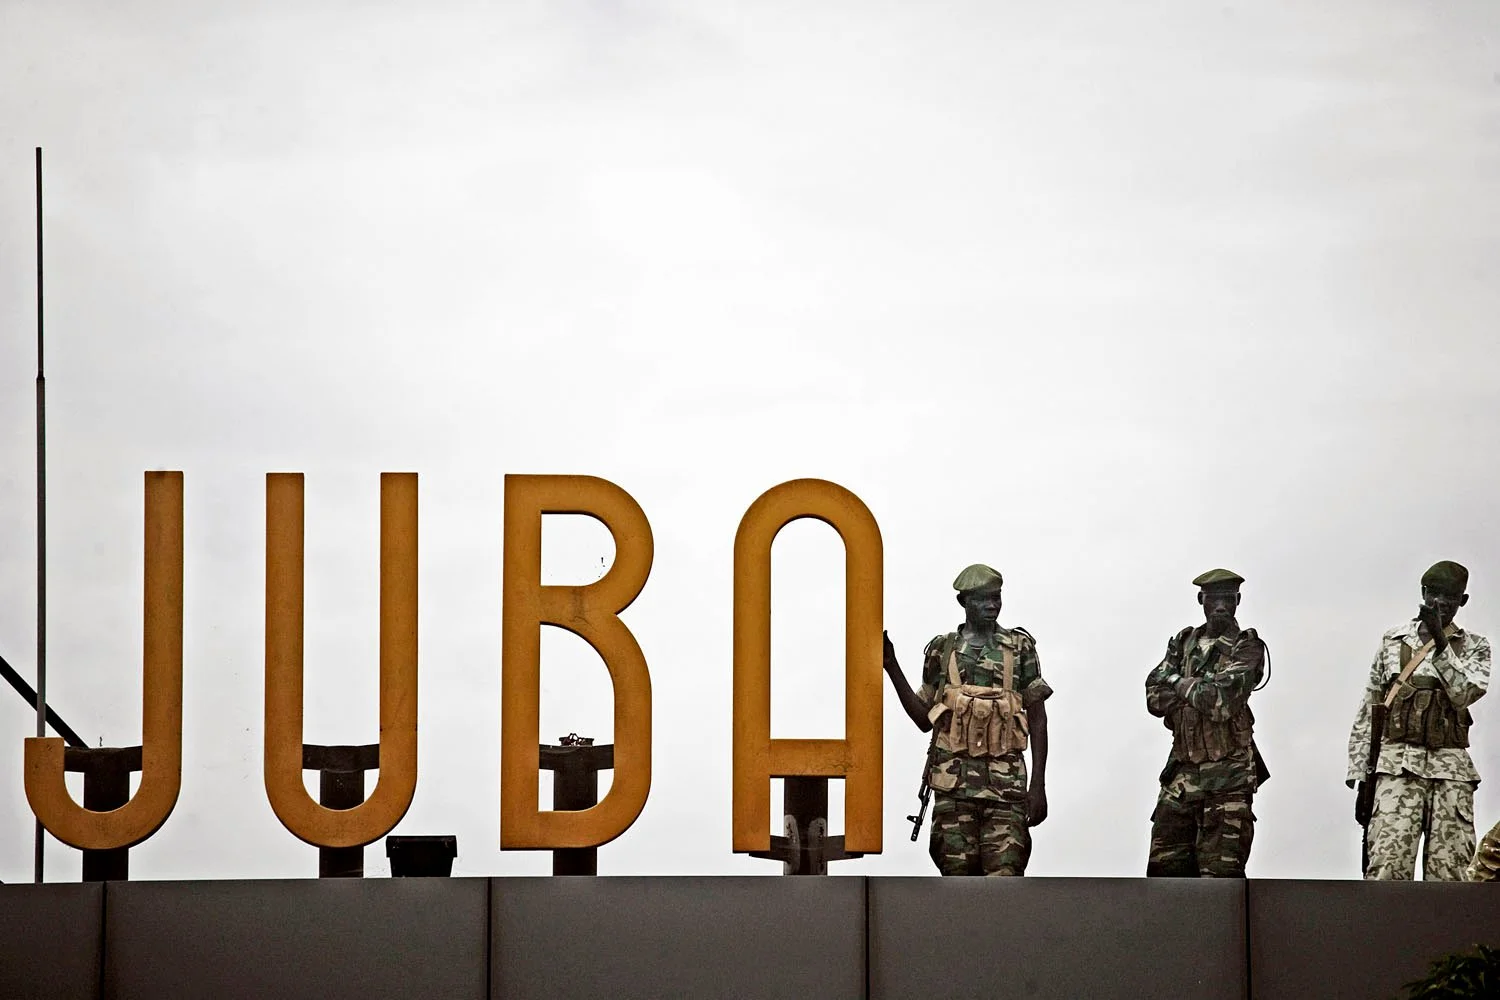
[
  {"x1": 1347, "y1": 560, "x2": 1491, "y2": 880},
  {"x1": 882, "y1": 564, "x2": 1052, "y2": 876},
  {"x1": 1144, "y1": 568, "x2": 1267, "y2": 878}
]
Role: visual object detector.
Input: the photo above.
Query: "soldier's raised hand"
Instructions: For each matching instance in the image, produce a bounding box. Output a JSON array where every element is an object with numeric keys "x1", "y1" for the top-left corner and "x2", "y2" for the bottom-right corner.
[
  {"x1": 882, "y1": 630, "x2": 899, "y2": 673},
  {"x1": 1418, "y1": 603, "x2": 1448, "y2": 653}
]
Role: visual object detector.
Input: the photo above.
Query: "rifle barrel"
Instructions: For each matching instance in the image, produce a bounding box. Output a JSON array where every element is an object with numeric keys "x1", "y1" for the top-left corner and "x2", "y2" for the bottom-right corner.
[{"x1": 0, "y1": 651, "x2": 86, "y2": 748}]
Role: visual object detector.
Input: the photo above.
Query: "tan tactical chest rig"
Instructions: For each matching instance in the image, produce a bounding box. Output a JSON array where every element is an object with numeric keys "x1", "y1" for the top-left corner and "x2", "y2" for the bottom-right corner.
[
  {"x1": 1383, "y1": 634, "x2": 1470, "y2": 750},
  {"x1": 1172, "y1": 630, "x2": 1254, "y2": 764},
  {"x1": 929, "y1": 639, "x2": 1028, "y2": 757}
]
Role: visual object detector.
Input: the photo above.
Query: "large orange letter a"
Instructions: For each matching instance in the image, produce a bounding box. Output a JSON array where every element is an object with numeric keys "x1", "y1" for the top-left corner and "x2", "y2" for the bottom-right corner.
[{"x1": 732, "y1": 479, "x2": 883, "y2": 854}]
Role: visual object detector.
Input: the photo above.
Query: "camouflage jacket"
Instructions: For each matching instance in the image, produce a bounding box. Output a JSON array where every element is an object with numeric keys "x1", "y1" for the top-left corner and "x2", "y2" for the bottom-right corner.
[
  {"x1": 1145, "y1": 623, "x2": 1264, "y2": 794},
  {"x1": 1346, "y1": 619, "x2": 1491, "y2": 785},
  {"x1": 918, "y1": 625, "x2": 1052, "y2": 802}
]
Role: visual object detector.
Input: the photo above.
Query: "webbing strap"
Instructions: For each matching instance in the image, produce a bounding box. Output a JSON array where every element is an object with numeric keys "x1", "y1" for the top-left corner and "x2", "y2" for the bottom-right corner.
[
  {"x1": 1383, "y1": 624, "x2": 1458, "y2": 710},
  {"x1": 943, "y1": 639, "x2": 1015, "y2": 696}
]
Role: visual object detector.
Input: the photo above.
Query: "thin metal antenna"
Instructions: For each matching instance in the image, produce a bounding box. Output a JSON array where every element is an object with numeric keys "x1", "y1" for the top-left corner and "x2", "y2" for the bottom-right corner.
[{"x1": 34, "y1": 146, "x2": 47, "y2": 884}]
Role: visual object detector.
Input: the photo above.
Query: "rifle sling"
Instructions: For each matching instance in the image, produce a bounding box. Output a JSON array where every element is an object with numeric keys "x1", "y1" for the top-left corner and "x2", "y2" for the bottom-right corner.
[{"x1": 1380, "y1": 624, "x2": 1457, "y2": 710}]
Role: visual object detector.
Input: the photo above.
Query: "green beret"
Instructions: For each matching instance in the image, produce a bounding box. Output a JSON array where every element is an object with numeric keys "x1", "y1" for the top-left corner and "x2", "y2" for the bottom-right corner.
[
  {"x1": 1192, "y1": 568, "x2": 1244, "y2": 591},
  {"x1": 1421, "y1": 560, "x2": 1469, "y2": 595},
  {"x1": 953, "y1": 564, "x2": 1003, "y2": 592}
]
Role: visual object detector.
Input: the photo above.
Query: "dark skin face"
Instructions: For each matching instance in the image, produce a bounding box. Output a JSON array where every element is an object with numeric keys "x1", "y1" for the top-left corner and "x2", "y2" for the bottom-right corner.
[
  {"x1": 1421, "y1": 586, "x2": 1468, "y2": 630},
  {"x1": 958, "y1": 585, "x2": 1003, "y2": 636},
  {"x1": 1197, "y1": 587, "x2": 1240, "y2": 637}
]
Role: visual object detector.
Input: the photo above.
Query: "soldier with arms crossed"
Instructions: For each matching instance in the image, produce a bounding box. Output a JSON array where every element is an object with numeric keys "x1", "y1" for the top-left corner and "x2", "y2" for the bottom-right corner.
[
  {"x1": 1144, "y1": 568, "x2": 1268, "y2": 878},
  {"x1": 1347, "y1": 560, "x2": 1491, "y2": 880},
  {"x1": 882, "y1": 564, "x2": 1052, "y2": 876}
]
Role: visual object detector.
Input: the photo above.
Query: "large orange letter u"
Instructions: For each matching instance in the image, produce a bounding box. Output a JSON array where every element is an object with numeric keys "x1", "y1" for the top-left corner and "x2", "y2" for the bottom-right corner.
[
  {"x1": 264, "y1": 473, "x2": 418, "y2": 849},
  {"x1": 25, "y1": 471, "x2": 184, "y2": 850}
]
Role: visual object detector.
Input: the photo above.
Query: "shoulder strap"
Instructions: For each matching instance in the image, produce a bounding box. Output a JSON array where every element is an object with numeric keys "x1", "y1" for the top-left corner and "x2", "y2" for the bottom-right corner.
[
  {"x1": 941, "y1": 632, "x2": 1017, "y2": 690},
  {"x1": 1243, "y1": 628, "x2": 1270, "y2": 691},
  {"x1": 930, "y1": 633, "x2": 960, "y2": 692},
  {"x1": 1383, "y1": 624, "x2": 1457, "y2": 710},
  {"x1": 926, "y1": 634, "x2": 962, "y2": 727}
]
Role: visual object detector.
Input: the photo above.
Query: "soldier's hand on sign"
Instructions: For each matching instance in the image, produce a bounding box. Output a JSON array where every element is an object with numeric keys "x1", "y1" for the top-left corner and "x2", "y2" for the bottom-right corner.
[
  {"x1": 1027, "y1": 784, "x2": 1048, "y2": 827},
  {"x1": 882, "y1": 630, "x2": 899, "y2": 674}
]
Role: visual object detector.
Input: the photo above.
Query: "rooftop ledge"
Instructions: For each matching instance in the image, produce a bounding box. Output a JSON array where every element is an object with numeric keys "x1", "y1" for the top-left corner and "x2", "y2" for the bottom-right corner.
[{"x1": 4, "y1": 876, "x2": 1499, "y2": 999}]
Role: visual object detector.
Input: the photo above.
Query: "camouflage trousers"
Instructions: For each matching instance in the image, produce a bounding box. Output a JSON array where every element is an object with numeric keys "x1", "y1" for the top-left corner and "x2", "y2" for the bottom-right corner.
[
  {"x1": 1365, "y1": 773, "x2": 1475, "y2": 881},
  {"x1": 1147, "y1": 770, "x2": 1254, "y2": 878},
  {"x1": 929, "y1": 794, "x2": 1031, "y2": 876}
]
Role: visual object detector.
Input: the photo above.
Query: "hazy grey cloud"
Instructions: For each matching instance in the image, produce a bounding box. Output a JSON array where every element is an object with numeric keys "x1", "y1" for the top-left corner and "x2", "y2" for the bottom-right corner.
[{"x1": 2, "y1": 0, "x2": 1498, "y2": 882}]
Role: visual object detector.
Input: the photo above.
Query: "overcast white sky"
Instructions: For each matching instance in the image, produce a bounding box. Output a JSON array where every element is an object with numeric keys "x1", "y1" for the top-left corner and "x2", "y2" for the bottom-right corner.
[{"x1": 2, "y1": 0, "x2": 1499, "y2": 883}]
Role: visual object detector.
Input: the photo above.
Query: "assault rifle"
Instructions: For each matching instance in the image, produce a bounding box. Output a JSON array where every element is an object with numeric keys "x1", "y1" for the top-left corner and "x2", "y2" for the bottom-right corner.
[
  {"x1": 907, "y1": 736, "x2": 937, "y2": 841},
  {"x1": 1355, "y1": 701, "x2": 1388, "y2": 875}
]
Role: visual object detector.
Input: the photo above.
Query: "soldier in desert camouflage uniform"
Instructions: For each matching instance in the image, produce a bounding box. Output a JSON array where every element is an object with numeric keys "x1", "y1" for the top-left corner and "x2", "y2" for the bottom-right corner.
[
  {"x1": 1144, "y1": 568, "x2": 1268, "y2": 878},
  {"x1": 882, "y1": 564, "x2": 1052, "y2": 875},
  {"x1": 1468, "y1": 818, "x2": 1500, "y2": 881},
  {"x1": 1348, "y1": 560, "x2": 1491, "y2": 881}
]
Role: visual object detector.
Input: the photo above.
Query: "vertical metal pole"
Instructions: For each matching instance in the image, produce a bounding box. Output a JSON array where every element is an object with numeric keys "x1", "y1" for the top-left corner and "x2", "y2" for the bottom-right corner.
[
  {"x1": 783, "y1": 777, "x2": 829, "y2": 876},
  {"x1": 301, "y1": 744, "x2": 379, "y2": 877},
  {"x1": 318, "y1": 768, "x2": 366, "y2": 878},
  {"x1": 552, "y1": 757, "x2": 600, "y2": 876},
  {"x1": 539, "y1": 742, "x2": 613, "y2": 875},
  {"x1": 71, "y1": 748, "x2": 136, "y2": 882},
  {"x1": 34, "y1": 145, "x2": 47, "y2": 884},
  {"x1": 81, "y1": 767, "x2": 130, "y2": 881}
]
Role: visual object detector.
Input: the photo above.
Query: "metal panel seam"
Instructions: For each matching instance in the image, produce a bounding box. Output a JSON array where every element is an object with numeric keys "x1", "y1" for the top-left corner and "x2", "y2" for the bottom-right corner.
[
  {"x1": 97, "y1": 881, "x2": 109, "y2": 1000},
  {"x1": 1243, "y1": 879, "x2": 1253, "y2": 1000},
  {"x1": 861, "y1": 877, "x2": 870, "y2": 1000}
]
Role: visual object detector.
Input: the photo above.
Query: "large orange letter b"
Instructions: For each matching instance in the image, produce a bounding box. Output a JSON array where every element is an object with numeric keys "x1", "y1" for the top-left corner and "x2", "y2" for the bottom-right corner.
[{"x1": 501, "y1": 475, "x2": 653, "y2": 849}]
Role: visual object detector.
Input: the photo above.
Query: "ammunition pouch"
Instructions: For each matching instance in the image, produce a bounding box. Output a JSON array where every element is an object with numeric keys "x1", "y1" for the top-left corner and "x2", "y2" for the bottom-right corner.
[
  {"x1": 1171, "y1": 704, "x2": 1255, "y2": 764},
  {"x1": 1383, "y1": 675, "x2": 1470, "y2": 750},
  {"x1": 929, "y1": 646, "x2": 1028, "y2": 757},
  {"x1": 933, "y1": 685, "x2": 1028, "y2": 757}
]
